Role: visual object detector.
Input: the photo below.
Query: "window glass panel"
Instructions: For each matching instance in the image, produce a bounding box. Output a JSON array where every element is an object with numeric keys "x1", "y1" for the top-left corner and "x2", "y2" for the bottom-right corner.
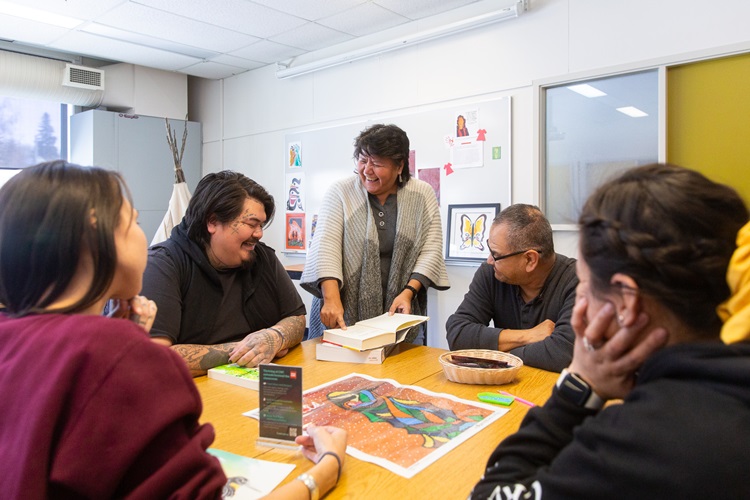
[
  {"x1": 0, "y1": 96, "x2": 68, "y2": 168},
  {"x1": 544, "y1": 70, "x2": 658, "y2": 224}
]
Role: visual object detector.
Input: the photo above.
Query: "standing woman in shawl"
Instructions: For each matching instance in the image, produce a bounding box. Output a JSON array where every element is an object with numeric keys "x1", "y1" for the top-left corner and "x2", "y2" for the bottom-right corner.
[{"x1": 301, "y1": 124, "x2": 449, "y2": 342}]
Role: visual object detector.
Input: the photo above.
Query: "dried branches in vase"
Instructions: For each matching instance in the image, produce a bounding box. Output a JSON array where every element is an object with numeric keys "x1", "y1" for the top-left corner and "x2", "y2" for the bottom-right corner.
[{"x1": 165, "y1": 114, "x2": 188, "y2": 184}]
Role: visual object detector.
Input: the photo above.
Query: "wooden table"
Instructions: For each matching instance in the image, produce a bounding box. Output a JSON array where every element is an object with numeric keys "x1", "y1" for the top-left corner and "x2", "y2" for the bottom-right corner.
[
  {"x1": 195, "y1": 339, "x2": 558, "y2": 499},
  {"x1": 284, "y1": 263, "x2": 305, "y2": 280}
]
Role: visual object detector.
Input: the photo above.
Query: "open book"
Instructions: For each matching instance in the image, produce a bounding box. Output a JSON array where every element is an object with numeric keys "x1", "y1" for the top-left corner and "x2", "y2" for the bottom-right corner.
[{"x1": 323, "y1": 313, "x2": 429, "y2": 351}]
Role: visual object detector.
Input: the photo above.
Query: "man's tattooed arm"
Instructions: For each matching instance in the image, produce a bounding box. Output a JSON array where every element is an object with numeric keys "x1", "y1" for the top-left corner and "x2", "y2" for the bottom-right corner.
[
  {"x1": 269, "y1": 314, "x2": 306, "y2": 353},
  {"x1": 170, "y1": 343, "x2": 236, "y2": 378}
]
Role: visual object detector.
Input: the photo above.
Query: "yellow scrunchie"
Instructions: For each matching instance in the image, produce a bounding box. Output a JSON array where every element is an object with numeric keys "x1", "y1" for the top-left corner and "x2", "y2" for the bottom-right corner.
[{"x1": 718, "y1": 222, "x2": 750, "y2": 344}]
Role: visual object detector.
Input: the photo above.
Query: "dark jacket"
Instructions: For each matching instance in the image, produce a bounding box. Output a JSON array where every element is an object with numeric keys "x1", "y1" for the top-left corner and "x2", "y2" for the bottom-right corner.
[
  {"x1": 142, "y1": 220, "x2": 305, "y2": 345},
  {"x1": 446, "y1": 254, "x2": 577, "y2": 372},
  {"x1": 471, "y1": 340, "x2": 750, "y2": 499}
]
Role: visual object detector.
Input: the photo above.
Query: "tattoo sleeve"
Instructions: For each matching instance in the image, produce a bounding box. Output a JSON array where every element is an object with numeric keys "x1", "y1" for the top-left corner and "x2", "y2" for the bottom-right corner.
[
  {"x1": 170, "y1": 343, "x2": 235, "y2": 377},
  {"x1": 270, "y1": 315, "x2": 305, "y2": 351}
]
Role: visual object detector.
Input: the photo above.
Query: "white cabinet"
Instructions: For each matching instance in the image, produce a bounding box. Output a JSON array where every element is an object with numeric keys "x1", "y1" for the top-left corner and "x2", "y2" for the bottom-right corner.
[{"x1": 71, "y1": 110, "x2": 201, "y2": 241}]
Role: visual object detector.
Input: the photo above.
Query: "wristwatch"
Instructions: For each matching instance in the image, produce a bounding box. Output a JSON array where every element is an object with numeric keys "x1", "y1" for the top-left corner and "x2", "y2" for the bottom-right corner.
[
  {"x1": 555, "y1": 369, "x2": 605, "y2": 410},
  {"x1": 296, "y1": 472, "x2": 319, "y2": 500}
]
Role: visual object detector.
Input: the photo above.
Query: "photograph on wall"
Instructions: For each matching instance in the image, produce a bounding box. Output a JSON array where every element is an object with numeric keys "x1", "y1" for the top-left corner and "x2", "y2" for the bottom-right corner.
[
  {"x1": 288, "y1": 141, "x2": 302, "y2": 168},
  {"x1": 245, "y1": 373, "x2": 507, "y2": 479},
  {"x1": 408, "y1": 149, "x2": 416, "y2": 177},
  {"x1": 285, "y1": 173, "x2": 305, "y2": 212},
  {"x1": 417, "y1": 167, "x2": 441, "y2": 205},
  {"x1": 445, "y1": 203, "x2": 501, "y2": 262},
  {"x1": 285, "y1": 213, "x2": 306, "y2": 251}
]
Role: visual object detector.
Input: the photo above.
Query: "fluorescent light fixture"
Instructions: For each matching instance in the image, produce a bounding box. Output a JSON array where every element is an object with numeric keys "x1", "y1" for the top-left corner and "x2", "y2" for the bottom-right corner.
[
  {"x1": 616, "y1": 106, "x2": 648, "y2": 118},
  {"x1": 567, "y1": 83, "x2": 606, "y2": 98},
  {"x1": 277, "y1": 0, "x2": 527, "y2": 79},
  {"x1": 0, "y1": 0, "x2": 83, "y2": 29}
]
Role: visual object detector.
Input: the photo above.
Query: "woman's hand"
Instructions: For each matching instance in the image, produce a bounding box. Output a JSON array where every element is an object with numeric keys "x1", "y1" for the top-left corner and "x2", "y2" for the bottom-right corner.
[
  {"x1": 388, "y1": 290, "x2": 413, "y2": 315},
  {"x1": 108, "y1": 295, "x2": 158, "y2": 333},
  {"x1": 568, "y1": 297, "x2": 668, "y2": 401},
  {"x1": 296, "y1": 425, "x2": 348, "y2": 464},
  {"x1": 320, "y1": 280, "x2": 347, "y2": 329}
]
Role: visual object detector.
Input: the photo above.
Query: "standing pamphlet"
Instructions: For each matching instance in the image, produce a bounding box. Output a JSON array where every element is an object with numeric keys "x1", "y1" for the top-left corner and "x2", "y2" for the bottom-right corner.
[{"x1": 257, "y1": 364, "x2": 303, "y2": 449}]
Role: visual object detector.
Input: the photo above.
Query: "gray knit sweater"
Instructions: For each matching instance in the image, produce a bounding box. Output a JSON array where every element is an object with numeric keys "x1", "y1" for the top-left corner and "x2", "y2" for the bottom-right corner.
[{"x1": 301, "y1": 176, "x2": 449, "y2": 340}]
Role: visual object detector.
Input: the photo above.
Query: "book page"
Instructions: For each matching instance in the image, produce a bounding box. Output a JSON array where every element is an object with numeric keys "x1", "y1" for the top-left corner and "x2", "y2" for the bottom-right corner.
[
  {"x1": 326, "y1": 323, "x2": 384, "y2": 339},
  {"x1": 358, "y1": 313, "x2": 428, "y2": 333}
]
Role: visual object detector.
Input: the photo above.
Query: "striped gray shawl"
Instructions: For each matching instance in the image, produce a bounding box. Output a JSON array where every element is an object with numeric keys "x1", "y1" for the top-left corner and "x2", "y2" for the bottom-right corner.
[{"x1": 301, "y1": 176, "x2": 449, "y2": 340}]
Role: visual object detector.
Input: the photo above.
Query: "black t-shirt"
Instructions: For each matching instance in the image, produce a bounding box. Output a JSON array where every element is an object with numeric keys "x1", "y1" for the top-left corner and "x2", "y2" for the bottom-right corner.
[{"x1": 142, "y1": 235, "x2": 306, "y2": 345}]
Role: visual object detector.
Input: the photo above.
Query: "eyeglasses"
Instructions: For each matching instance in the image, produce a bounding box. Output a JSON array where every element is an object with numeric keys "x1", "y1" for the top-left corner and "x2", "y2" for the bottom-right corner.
[{"x1": 489, "y1": 249, "x2": 536, "y2": 263}]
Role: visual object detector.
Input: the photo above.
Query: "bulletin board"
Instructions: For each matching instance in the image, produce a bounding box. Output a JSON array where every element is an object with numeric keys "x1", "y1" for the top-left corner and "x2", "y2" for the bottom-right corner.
[{"x1": 281, "y1": 97, "x2": 511, "y2": 265}]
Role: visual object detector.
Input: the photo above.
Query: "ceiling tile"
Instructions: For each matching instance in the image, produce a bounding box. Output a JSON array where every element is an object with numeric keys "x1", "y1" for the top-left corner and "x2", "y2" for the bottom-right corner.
[
  {"x1": 178, "y1": 60, "x2": 248, "y2": 79},
  {"x1": 132, "y1": 0, "x2": 307, "y2": 38},
  {"x1": 249, "y1": 0, "x2": 366, "y2": 21},
  {"x1": 3, "y1": 0, "x2": 127, "y2": 21},
  {"x1": 53, "y1": 31, "x2": 200, "y2": 71},
  {"x1": 229, "y1": 40, "x2": 305, "y2": 65},
  {"x1": 210, "y1": 54, "x2": 265, "y2": 70},
  {"x1": 0, "y1": 13, "x2": 70, "y2": 45},
  {"x1": 82, "y1": 23, "x2": 220, "y2": 59},
  {"x1": 270, "y1": 22, "x2": 353, "y2": 51},
  {"x1": 95, "y1": 3, "x2": 259, "y2": 53},
  {"x1": 374, "y1": 0, "x2": 479, "y2": 20},
  {"x1": 318, "y1": 2, "x2": 409, "y2": 37}
]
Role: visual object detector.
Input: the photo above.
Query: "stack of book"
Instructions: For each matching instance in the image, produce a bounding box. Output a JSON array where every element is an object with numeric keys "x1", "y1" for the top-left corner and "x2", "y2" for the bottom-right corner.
[{"x1": 316, "y1": 312, "x2": 428, "y2": 364}]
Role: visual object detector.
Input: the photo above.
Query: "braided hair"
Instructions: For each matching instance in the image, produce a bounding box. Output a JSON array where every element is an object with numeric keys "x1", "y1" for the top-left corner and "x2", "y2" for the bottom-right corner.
[{"x1": 579, "y1": 163, "x2": 748, "y2": 336}]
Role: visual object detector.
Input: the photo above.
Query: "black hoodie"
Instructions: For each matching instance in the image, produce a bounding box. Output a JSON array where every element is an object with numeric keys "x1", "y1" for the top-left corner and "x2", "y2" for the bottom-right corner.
[{"x1": 471, "y1": 341, "x2": 750, "y2": 499}]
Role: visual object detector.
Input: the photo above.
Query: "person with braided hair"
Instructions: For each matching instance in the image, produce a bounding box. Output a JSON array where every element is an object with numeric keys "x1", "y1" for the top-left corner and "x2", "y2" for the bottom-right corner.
[{"x1": 471, "y1": 163, "x2": 750, "y2": 499}]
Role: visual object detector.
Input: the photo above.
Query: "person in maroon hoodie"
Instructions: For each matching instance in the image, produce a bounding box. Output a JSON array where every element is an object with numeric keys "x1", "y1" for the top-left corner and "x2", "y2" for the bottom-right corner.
[{"x1": 0, "y1": 161, "x2": 346, "y2": 500}]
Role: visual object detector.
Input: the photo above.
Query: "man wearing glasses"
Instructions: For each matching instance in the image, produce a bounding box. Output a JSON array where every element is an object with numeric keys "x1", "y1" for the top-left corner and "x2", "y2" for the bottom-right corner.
[{"x1": 446, "y1": 204, "x2": 577, "y2": 372}]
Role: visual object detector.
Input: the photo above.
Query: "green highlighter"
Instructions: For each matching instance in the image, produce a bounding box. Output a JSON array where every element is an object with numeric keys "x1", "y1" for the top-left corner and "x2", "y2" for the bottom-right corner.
[{"x1": 477, "y1": 392, "x2": 514, "y2": 406}]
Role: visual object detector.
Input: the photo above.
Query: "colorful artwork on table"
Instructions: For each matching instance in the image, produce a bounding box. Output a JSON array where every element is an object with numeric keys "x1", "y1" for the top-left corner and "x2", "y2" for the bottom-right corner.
[
  {"x1": 285, "y1": 213, "x2": 305, "y2": 251},
  {"x1": 299, "y1": 374, "x2": 507, "y2": 478}
]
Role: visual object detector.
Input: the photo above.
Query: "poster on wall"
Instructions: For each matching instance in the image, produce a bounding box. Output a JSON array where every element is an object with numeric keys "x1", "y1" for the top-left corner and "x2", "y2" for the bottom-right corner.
[
  {"x1": 288, "y1": 141, "x2": 302, "y2": 168},
  {"x1": 445, "y1": 203, "x2": 501, "y2": 262},
  {"x1": 454, "y1": 109, "x2": 479, "y2": 138},
  {"x1": 285, "y1": 173, "x2": 305, "y2": 212},
  {"x1": 449, "y1": 137, "x2": 484, "y2": 169},
  {"x1": 285, "y1": 213, "x2": 306, "y2": 251},
  {"x1": 417, "y1": 167, "x2": 441, "y2": 205}
]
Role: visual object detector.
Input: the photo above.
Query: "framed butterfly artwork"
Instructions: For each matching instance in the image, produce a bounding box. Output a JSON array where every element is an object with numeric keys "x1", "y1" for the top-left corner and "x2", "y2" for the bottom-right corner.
[{"x1": 445, "y1": 203, "x2": 501, "y2": 263}]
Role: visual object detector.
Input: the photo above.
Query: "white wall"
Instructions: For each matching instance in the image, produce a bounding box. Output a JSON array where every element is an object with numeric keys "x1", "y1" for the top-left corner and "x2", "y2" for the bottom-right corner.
[
  {"x1": 103, "y1": 63, "x2": 188, "y2": 120},
  {"x1": 188, "y1": 0, "x2": 750, "y2": 348}
]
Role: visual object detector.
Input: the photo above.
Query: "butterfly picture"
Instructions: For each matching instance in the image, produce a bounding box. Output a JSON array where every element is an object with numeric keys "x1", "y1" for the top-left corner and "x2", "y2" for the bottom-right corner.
[
  {"x1": 446, "y1": 204, "x2": 501, "y2": 262},
  {"x1": 459, "y1": 213, "x2": 487, "y2": 251}
]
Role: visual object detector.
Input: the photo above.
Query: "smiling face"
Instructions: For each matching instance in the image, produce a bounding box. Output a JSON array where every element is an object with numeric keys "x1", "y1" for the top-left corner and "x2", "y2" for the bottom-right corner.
[
  {"x1": 355, "y1": 154, "x2": 403, "y2": 202},
  {"x1": 207, "y1": 197, "x2": 266, "y2": 269}
]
